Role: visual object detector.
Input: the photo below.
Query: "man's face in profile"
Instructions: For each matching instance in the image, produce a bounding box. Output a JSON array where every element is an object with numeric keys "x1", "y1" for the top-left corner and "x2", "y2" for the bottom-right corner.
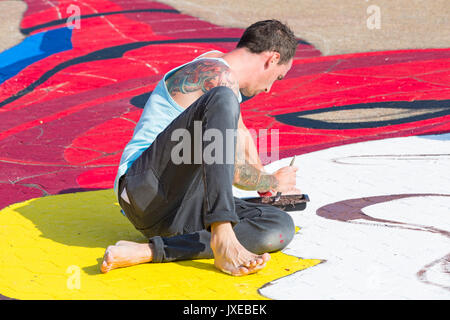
[{"x1": 242, "y1": 57, "x2": 293, "y2": 97}]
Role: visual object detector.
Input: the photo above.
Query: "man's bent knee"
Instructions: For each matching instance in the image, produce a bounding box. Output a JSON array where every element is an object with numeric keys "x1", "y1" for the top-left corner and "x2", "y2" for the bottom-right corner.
[{"x1": 258, "y1": 210, "x2": 295, "y2": 253}]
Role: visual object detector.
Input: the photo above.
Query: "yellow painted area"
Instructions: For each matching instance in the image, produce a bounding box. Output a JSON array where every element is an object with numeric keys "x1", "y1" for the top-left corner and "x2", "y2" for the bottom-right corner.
[{"x1": 0, "y1": 190, "x2": 320, "y2": 300}]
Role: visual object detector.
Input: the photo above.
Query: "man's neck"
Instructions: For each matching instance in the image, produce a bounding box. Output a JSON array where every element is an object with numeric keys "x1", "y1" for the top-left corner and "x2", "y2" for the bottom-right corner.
[{"x1": 222, "y1": 48, "x2": 261, "y2": 90}]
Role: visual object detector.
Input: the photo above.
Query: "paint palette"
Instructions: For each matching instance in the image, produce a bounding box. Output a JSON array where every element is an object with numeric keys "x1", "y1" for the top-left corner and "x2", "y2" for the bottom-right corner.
[{"x1": 243, "y1": 194, "x2": 310, "y2": 212}]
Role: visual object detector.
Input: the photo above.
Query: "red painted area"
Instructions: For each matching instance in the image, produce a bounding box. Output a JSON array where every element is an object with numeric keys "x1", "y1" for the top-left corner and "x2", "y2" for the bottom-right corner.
[
  {"x1": 0, "y1": 0, "x2": 449, "y2": 211},
  {"x1": 0, "y1": 183, "x2": 43, "y2": 207}
]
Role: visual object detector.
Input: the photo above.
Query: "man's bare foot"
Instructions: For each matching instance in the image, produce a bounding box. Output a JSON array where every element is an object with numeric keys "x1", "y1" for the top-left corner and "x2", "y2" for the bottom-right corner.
[
  {"x1": 210, "y1": 222, "x2": 270, "y2": 276},
  {"x1": 115, "y1": 240, "x2": 141, "y2": 247},
  {"x1": 101, "y1": 242, "x2": 153, "y2": 273}
]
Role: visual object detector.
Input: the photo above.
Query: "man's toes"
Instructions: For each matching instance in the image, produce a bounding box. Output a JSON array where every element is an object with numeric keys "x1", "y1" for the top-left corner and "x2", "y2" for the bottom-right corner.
[
  {"x1": 253, "y1": 254, "x2": 269, "y2": 266},
  {"x1": 101, "y1": 260, "x2": 110, "y2": 273},
  {"x1": 100, "y1": 247, "x2": 115, "y2": 273},
  {"x1": 232, "y1": 266, "x2": 250, "y2": 276},
  {"x1": 244, "y1": 259, "x2": 257, "y2": 268},
  {"x1": 261, "y1": 253, "x2": 271, "y2": 262},
  {"x1": 247, "y1": 263, "x2": 267, "y2": 274}
]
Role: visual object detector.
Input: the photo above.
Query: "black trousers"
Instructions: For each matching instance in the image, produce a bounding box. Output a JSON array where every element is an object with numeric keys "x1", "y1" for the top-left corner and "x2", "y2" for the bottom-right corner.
[{"x1": 118, "y1": 87, "x2": 295, "y2": 263}]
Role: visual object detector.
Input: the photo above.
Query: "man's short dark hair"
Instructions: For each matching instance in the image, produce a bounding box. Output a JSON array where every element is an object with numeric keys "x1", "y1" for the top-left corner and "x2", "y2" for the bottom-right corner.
[{"x1": 237, "y1": 19, "x2": 297, "y2": 64}]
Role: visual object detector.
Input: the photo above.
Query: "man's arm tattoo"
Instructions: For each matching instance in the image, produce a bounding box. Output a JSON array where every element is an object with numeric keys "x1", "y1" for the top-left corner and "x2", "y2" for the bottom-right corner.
[
  {"x1": 232, "y1": 123, "x2": 277, "y2": 191},
  {"x1": 166, "y1": 60, "x2": 239, "y2": 97},
  {"x1": 233, "y1": 163, "x2": 278, "y2": 191}
]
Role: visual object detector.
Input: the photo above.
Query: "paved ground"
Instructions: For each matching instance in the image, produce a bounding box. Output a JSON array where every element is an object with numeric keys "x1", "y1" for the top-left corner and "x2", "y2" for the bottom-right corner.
[
  {"x1": 0, "y1": 0, "x2": 449, "y2": 300},
  {"x1": 158, "y1": 0, "x2": 450, "y2": 55},
  {"x1": 2, "y1": 0, "x2": 450, "y2": 55},
  {"x1": 0, "y1": 1, "x2": 27, "y2": 53}
]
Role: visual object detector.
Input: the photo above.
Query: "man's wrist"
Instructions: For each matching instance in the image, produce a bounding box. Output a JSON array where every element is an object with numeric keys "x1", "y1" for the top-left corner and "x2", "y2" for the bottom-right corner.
[{"x1": 257, "y1": 173, "x2": 278, "y2": 193}]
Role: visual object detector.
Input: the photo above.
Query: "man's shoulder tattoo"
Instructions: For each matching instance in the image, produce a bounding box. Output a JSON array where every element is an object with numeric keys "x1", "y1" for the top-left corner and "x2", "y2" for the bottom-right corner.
[{"x1": 165, "y1": 59, "x2": 239, "y2": 97}]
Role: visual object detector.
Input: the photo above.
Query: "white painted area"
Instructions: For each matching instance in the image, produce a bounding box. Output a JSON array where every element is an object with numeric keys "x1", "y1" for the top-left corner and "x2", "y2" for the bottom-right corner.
[
  {"x1": 233, "y1": 133, "x2": 450, "y2": 299},
  {"x1": 363, "y1": 196, "x2": 450, "y2": 231}
]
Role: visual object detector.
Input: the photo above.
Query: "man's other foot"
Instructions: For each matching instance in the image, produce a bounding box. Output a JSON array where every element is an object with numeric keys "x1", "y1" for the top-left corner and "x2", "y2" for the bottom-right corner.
[{"x1": 101, "y1": 242, "x2": 153, "y2": 273}]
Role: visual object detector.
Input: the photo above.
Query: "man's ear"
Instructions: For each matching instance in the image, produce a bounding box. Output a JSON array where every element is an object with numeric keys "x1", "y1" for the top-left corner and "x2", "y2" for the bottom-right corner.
[
  {"x1": 271, "y1": 52, "x2": 281, "y2": 64},
  {"x1": 264, "y1": 51, "x2": 281, "y2": 69}
]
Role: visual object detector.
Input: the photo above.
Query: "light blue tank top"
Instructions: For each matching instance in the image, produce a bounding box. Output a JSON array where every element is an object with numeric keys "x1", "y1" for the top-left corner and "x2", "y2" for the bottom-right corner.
[{"x1": 113, "y1": 51, "x2": 242, "y2": 198}]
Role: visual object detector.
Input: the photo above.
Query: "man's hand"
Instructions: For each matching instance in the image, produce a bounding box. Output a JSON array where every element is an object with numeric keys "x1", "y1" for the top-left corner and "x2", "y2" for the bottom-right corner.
[
  {"x1": 258, "y1": 165, "x2": 301, "y2": 195},
  {"x1": 273, "y1": 165, "x2": 301, "y2": 194}
]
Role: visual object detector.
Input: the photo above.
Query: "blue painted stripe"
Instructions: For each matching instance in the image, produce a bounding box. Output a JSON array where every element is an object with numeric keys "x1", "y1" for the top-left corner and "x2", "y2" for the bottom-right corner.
[{"x1": 0, "y1": 27, "x2": 73, "y2": 84}]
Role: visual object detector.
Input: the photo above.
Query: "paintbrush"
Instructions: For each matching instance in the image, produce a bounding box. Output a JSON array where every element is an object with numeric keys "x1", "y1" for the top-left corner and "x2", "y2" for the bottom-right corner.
[{"x1": 274, "y1": 155, "x2": 296, "y2": 201}]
